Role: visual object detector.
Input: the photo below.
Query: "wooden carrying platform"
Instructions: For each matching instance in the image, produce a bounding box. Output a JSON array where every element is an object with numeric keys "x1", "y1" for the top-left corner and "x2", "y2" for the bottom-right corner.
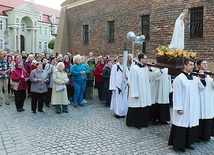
[{"x1": 155, "y1": 56, "x2": 184, "y2": 76}]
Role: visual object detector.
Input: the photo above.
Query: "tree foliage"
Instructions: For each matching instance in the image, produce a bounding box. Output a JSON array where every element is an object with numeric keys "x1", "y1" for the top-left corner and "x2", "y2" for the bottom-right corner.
[{"x1": 48, "y1": 39, "x2": 55, "y2": 49}]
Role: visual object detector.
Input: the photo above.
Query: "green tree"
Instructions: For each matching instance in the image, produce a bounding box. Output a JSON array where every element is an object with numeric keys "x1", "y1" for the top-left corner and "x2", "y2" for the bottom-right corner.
[{"x1": 48, "y1": 39, "x2": 55, "y2": 49}]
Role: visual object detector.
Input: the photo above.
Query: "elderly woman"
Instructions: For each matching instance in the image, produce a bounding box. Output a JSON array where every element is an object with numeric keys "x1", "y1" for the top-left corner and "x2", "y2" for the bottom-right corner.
[
  {"x1": 70, "y1": 55, "x2": 90, "y2": 108},
  {"x1": 44, "y1": 56, "x2": 57, "y2": 107},
  {"x1": 51, "y1": 62, "x2": 69, "y2": 114},
  {"x1": 30, "y1": 62, "x2": 49, "y2": 113},
  {"x1": 11, "y1": 60, "x2": 29, "y2": 112}
]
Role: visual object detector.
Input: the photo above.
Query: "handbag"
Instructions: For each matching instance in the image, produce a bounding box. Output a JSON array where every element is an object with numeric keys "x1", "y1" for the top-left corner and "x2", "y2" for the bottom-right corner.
[
  {"x1": 11, "y1": 81, "x2": 20, "y2": 91},
  {"x1": 55, "y1": 84, "x2": 66, "y2": 92}
]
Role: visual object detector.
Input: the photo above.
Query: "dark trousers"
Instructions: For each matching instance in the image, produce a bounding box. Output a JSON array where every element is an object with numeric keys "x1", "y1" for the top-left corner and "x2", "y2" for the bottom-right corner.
[
  {"x1": 96, "y1": 81, "x2": 104, "y2": 101},
  {"x1": 27, "y1": 81, "x2": 32, "y2": 95},
  {"x1": 45, "y1": 88, "x2": 52, "y2": 106},
  {"x1": 14, "y1": 90, "x2": 26, "y2": 110},
  {"x1": 31, "y1": 92, "x2": 45, "y2": 112},
  {"x1": 66, "y1": 85, "x2": 74, "y2": 99}
]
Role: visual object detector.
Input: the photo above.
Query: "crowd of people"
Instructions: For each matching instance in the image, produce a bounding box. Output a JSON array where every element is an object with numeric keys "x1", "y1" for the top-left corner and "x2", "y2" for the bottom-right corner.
[{"x1": 0, "y1": 49, "x2": 214, "y2": 152}]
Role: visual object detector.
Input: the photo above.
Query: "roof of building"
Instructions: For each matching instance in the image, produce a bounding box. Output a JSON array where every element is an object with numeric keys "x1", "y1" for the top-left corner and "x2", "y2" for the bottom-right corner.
[{"x1": 0, "y1": 0, "x2": 60, "y2": 24}]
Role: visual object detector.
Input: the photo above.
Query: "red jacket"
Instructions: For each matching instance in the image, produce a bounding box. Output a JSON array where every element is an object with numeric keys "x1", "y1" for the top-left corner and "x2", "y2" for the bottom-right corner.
[
  {"x1": 11, "y1": 67, "x2": 29, "y2": 90},
  {"x1": 30, "y1": 65, "x2": 37, "y2": 72},
  {"x1": 94, "y1": 64, "x2": 105, "y2": 82}
]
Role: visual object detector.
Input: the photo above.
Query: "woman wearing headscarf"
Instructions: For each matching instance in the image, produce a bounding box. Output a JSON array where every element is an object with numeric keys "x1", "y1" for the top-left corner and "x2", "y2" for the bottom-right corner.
[
  {"x1": 51, "y1": 62, "x2": 69, "y2": 114},
  {"x1": 11, "y1": 60, "x2": 29, "y2": 112}
]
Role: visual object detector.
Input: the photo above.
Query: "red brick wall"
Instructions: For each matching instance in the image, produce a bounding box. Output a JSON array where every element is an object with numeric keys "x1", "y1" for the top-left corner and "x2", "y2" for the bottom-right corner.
[{"x1": 66, "y1": 0, "x2": 214, "y2": 60}]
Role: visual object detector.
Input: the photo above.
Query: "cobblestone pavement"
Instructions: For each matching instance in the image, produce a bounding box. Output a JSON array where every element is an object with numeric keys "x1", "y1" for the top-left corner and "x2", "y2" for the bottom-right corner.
[{"x1": 0, "y1": 91, "x2": 214, "y2": 155}]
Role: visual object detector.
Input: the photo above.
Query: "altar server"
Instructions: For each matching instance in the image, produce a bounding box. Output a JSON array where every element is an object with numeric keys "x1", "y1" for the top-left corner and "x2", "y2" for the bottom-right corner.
[
  {"x1": 197, "y1": 59, "x2": 214, "y2": 141},
  {"x1": 168, "y1": 58, "x2": 206, "y2": 152},
  {"x1": 126, "y1": 53, "x2": 162, "y2": 128},
  {"x1": 109, "y1": 54, "x2": 129, "y2": 118},
  {"x1": 150, "y1": 68, "x2": 172, "y2": 124}
]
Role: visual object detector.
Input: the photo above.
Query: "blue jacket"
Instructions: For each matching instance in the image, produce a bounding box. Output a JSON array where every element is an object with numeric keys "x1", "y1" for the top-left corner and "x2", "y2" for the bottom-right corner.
[{"x1": 70, "y1": 64, "x2": 90, "y2": 81}]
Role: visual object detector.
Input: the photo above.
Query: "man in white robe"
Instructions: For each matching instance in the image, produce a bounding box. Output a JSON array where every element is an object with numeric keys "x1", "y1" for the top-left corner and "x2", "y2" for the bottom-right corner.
[
  {"x1": 168, "y1": 58, "x2": 206, "y2": 152},
  {"x1": 151, "y1": 68, "x2": 172, "y2": 124},
  {"x1": 196, "y1": 59, "x2": 214, "y2": 141},
  {"x1": 109, "y1": 55, "x2": 129, "y2": 118},
  {"x1": 126, "y1": 53, "x2": 162, "y2": 128}
]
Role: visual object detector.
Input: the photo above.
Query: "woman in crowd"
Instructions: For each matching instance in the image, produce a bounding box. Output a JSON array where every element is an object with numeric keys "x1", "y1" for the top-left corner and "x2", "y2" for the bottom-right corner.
[
  {"x1": 24, "y1": 54, "x2": 34, "y2": 97},
  {"x1": 30, "y1": 60, "x2": 37, "y2": 72},
  {"x1": 6, "y1": 54, "x2": 13, "y2": 97},
  {"x1": 70, "y1": 55, "x2": 90, "y2": 108},
  {"x1": 30, "y1": 62, "x2": 49, "y2": 113},
  {"x1": 102, "y1": 59, "x2": 112, "y2": 107},
  {"x1": 11, "y1": 60, "x2": 29, "y2": 112},
  {"x1": 63, "y1": 55, "x2": 73, "y2": 102},
  {"x1": 94, "y1": 58, "x2": 105, "y2": 103},
  {"x1": 44, "y1": 56, "x2": 57, "y2": 107},
  {"x1": 85, "y1": 58, "x2": 95, "y2": 99},
  {"x1": 51, "y1": 62, "x2": 69, "y2": 114}
]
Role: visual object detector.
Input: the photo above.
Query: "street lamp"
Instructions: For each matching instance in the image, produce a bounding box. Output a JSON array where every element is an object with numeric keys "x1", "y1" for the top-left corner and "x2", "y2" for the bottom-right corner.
[
  {"x1": 50, "y1": 22, "x2": 57, "y2": 37},
  {"x1": 127, "y1": 31, "x2": 145, "y2": 56}
]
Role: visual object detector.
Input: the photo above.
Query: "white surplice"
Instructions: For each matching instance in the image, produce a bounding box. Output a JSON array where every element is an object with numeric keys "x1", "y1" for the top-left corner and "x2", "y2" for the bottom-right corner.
[
  {"x1": 172, "y1": 73, "x2": 205, "y2": 127},
  {"x1": 109, "y1": 62, "x2": 129, "y2": 116},
  {"x1": 149, "y1": 67, "x2": 163, "y2": 104},
  {"x1": 156, "y1": 68, "x2": 173, "y2": 104},
  {"x1": 199, "y1": 75, "x2": 214, "y2": 119},
  {"x1": 129, "y1": 65, "x2": 161, "y2": 108}
]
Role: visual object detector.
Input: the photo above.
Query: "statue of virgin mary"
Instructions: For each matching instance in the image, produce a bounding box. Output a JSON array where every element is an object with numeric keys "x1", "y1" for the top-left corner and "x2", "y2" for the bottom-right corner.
[{"x1": 169, "y1": 13, "x2": 186, "y2": 50}]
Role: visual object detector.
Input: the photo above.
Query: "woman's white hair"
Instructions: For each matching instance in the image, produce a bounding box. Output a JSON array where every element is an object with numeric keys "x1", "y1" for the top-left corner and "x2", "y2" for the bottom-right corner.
[
  {"x1": 73, "y1": 54, "x2": 80, "y2": 64},
  {"x1": 57, "y1": 62, "x2": 65, "y2": 69}
]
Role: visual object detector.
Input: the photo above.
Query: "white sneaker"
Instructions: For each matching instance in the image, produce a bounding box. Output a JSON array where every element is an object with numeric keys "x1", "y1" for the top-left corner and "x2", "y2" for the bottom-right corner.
[
  {"x1": 68, "y1": 100, "x2": 71, "y2": 104},
  {"x1": 82, "y1": 99, "x2": 87, "y2": 104}
]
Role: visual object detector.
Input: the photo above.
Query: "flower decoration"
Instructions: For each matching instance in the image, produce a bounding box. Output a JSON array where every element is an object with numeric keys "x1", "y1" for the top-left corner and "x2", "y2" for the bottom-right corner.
[{"x1": 156, "y1": 45, "x2": 197, "y2": 60}]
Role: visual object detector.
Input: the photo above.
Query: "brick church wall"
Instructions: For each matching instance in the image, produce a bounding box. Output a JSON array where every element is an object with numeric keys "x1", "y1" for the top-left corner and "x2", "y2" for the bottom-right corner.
[{"x1": 66, "y1": 0, "x2": 214, "y2": 60}]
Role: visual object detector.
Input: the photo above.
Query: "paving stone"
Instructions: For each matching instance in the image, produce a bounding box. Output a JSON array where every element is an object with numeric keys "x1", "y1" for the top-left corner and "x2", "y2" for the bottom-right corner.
[{"x1": 0, "y1": 90, "x2": 214, "y2": 154}]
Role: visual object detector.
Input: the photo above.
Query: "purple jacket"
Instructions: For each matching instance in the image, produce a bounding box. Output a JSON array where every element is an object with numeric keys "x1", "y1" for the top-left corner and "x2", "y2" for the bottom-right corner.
[{"x1": 24, "y1": 61, "x2": 32, "y2": 74}]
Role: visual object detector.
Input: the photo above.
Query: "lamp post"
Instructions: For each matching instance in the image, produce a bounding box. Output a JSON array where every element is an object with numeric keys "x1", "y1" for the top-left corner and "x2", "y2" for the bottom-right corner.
[
  {"x1": 50, "y1": 22, "x2": 57, "y2": 37},
  {"x1": 127, "y1": 31, "x2": 145, "y2": 56}
]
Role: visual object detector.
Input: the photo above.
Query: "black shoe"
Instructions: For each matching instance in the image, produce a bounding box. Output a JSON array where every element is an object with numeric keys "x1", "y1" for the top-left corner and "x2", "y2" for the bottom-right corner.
[
  {"x1": 115, "y1": 114, "x2": 120, "y2": 119},
  {"x1": 63, "y1": 111, "x2": 68, "y2": 113},
  {"x1": 178, "y1": 148, "x2": 186, "y2": 152},
  {"x1": 73, "y1": 104, "x2": 77, "y2": 108},
  {"x1": 32, "y1": 111, "x2": 36, "y2": 113},
  {"x1": 79, "y1": 103, "x2": 84, "y2": 107},
  {"x1": 173, "y1": 147, "x2": 185, "y2": 152},
  {"x1": 38, "y1": 110, "x2": 44, "y2": 112},
  {"x1": 159, "y1": 121, "x2": 168, "y2": 125},
  {"x1": 21, "y1": 108, "x2": 25, "y2": 111},
  {"x1": 17, "y1": 108, "x2": 22, "y2": 112},
  {"x1": 56, "y1": 111, "x2": 61, "y2": 114},
  {"x1": 186, "y1": 145, "x2": 195, "y2": 150},
  {"x1": 46, "y1": 104, "x2": 50, "y2": 108}
]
